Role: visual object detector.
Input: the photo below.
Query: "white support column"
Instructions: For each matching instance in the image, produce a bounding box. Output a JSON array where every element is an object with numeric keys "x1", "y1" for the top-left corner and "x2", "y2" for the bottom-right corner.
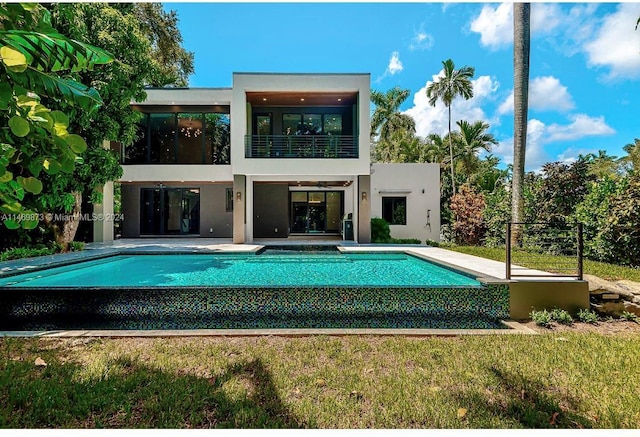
[
  {"x1": 245, "y1": 176, "x2": 254, "y2": 243},
  {"x1": 93, "y1": 181, "x2": 114, "y2": 243},
  {"x1": 233, "y1": 174, "x2": 246, "y2": 244},
  {"x1": 352, "y1": 175, "x2": 359, "y2": 243}
]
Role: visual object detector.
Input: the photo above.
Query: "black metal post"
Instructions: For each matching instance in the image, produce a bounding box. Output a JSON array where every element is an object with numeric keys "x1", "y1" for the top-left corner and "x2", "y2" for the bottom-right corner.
[
  {"x1": 577, "y1": 223, "x2": 583, "y2": 280},
  {"x1": 506, "y1": 222, "x2": 512, "y2": 280}
]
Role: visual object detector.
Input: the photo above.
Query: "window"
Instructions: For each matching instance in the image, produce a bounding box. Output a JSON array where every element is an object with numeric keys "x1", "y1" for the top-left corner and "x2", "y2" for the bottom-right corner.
[
  {"x1": 125, "y1": 111, "x2": 230, "y2": 165},
  {"x1": 225, "y1": 188, "x2": 233, "y2": 212},
  {"x1": 382, "y1": 197, "x2": 406, "y2": 225},
  {"x1": 283, "y1": 114, "x2": 301, "y2": 135},
  {"x1": 177, "y1": 113, "x2": 204, "y2": 164},
  {"x1": 324, "y1": 114, "x2": 342, "y2": 135}
]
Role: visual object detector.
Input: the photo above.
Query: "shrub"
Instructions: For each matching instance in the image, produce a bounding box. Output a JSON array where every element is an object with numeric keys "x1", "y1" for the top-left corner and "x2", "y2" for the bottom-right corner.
[
  {"x1": 599, "y1": 175, "x2": 640, "y2": 267},
  {"x1": 69, "y1": 241, "x2": 85, "y2": 252},
  {"x1": 550, "y1": 308, "x2": 573, "y2": 325},
  {"x1": 482, "y1": 183, "x2": 510, "y2": 247},
  {"x1": 530, "y1": 309, "x2": 553, "y2": 328},
  {"x1": 0, "y1": 247, "x2": 55, "y2": 261},
  {"x1": 620, "y1": 311, "x2": 638, "y2": 322},
  {"x1": 424, "y1": 239, "x2": 440, "y2": 247},
  {"x1": 371, "y1": 218, "x2": 391, "y2": 243},
  {"x1": 390, "y1": 238, "x2": 421, "y2": 245},
  {"x1": 449, "y1": 184, "x2": 486, "y2": 246},
  {"x1": 573, "y1": 176, "x2": 627, "y2": 263},
  {"x1": 577, "y1": 308, "x2": 599, "y2": 324}
]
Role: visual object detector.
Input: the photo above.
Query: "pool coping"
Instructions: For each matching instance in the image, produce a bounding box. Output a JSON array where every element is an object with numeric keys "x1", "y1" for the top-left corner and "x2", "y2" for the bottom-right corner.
[{"x1": 0, "y1": 319, "x2": 537, "y2": 337}]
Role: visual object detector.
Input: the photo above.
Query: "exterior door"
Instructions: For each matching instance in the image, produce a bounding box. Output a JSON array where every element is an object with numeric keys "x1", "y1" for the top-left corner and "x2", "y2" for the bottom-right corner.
[{"x1": 140, "y1": 187, "x2": 200, "y2": 235}]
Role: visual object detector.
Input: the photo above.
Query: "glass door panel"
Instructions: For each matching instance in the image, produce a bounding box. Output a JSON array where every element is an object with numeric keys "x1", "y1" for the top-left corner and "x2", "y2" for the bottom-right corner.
[
  {"x1": 289, "y1": 191, "x2": 343, "y2": 234},
  {"x1": 164, "y1": 189, "x2": 182, "y2": 234},
  {"x1": 182, "y1": 189, "x2": 200, "y2": 234},
  {"x1": 140, "y1": 187, "x2": 200, "y2": 235},
  {"x1": 325, "y1": 192, "x2": 342, "y2": 232},
  {"x1": 141, "y1": 189, "x2": 161, "y2": 234},
  {"x1": 291, "y1": 203, "x2": 308, "y2": 233}
]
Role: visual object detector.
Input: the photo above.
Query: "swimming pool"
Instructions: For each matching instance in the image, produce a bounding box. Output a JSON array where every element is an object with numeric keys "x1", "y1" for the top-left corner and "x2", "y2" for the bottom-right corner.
[
  {"x1": 0, "y1": 252, "x2": 481, "y2": 288},
  {"x1": 0, "y1": 251, "x2": 510, "y2": 331}
]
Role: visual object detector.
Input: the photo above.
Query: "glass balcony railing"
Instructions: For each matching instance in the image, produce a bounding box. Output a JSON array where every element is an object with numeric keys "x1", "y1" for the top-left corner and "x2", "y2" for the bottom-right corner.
[{"x1": 244, "y1": 135, "x2": 358, "y2": 158}]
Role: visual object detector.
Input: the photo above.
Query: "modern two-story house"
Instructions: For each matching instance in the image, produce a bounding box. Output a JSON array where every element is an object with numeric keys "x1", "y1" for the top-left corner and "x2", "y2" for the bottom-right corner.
[{"x1": 94, "y1": 73, "x2": 441, "y2": 244}]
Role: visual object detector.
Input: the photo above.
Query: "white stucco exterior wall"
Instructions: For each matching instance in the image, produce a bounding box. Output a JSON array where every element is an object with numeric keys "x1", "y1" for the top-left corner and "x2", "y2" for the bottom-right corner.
[
  {"x1": 370, "y1": 163, "x2": 440, "y2": 243},
  {"x1": 230, "y1": 73, "x2": 371, "y2": 177}
]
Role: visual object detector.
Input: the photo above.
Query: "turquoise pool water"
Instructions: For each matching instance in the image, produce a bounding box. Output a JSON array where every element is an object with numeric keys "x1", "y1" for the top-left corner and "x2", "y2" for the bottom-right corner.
[{"x1": 0, "y1": 252, "x2": 481, "y2": 288}]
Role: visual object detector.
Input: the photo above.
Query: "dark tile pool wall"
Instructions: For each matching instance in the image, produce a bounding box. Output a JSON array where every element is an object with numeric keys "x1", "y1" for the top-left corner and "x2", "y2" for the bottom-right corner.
[{"x1": 0, "y1": 284, "x2": 510, "y2": 331}]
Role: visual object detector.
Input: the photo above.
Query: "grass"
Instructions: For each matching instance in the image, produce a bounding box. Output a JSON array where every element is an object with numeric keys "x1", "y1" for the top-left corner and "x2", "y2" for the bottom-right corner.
[
  {"x1": 2, "y1": 334, "x2": 640, "y2": 428},
  {"x1": 444, "y1": 246, "x2": 640, "y2": 282}
]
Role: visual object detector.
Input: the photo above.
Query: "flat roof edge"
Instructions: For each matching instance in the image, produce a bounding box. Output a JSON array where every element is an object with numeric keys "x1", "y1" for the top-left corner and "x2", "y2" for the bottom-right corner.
[
  {"x1": 142, "y1": 87, "x2": 233, "y2": 91},
  {"x1": 233, "y1": 72, "x2": 370, "y2": 76}
]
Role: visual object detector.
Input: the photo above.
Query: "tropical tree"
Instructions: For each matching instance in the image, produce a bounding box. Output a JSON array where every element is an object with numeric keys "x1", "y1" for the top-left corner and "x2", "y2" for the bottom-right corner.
[
  {"x1": 28, "y1": 3, "x2": 194, "y2": 247},
  {"x1": 451, "y1": 120, "x2": 497, "y2": 180},
  {"x1": 426, "y1": 132, "x2": 450, "y2": 164},
  {"x1": 621, "y1": 138, "x2": 640, "y2": 175},
  {"x1": 426, "y1": 59, "x2": 475, "y2": 195},
  {"x1": 0, "y1": 3, "x2": 113, "y2": 232},
  {"x1": 370, "y1": 86, "x2": 416, "y2": 143},
  {"x1": 511, "y1": 2, "x2": 530, "y2": 245}
]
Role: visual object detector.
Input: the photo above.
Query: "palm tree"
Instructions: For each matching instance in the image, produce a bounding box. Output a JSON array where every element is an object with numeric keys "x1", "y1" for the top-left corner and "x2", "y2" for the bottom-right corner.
[
  {"x1": 452, "y1": 120, "x2": 498, "y2": 179},
  {"x1": 426, "y1": 59, "x2": 475, "y2": 194},
  {"x1": 622, "y1": 138, "x2": 640, "y2": 175},
  {"x1": 512, "y1": 2, "x2": 530, "y2": 246},
  {"x1": 370, "y1": 86, "x2": 416, "y2": 143}
]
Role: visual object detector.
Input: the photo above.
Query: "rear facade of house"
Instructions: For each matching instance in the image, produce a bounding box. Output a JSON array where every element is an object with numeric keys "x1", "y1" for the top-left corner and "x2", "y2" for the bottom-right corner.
[{"x1": 95, "y1": 72, "x2": 440, "y2": 244}]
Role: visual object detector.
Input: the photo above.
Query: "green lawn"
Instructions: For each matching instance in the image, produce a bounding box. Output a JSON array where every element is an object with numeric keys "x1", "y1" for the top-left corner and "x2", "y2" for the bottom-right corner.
[
  {"x1": 2, "y1": 334, "x2": 640, "y2": 428},
  {"x1": 445, "y1": 245, "x2": 640, "y2": 282}
]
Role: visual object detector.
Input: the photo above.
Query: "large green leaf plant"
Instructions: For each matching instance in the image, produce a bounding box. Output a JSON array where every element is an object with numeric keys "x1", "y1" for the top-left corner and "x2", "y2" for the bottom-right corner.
[{"x1": 0, "y1": 3, "x2": 112, "y2": 230}]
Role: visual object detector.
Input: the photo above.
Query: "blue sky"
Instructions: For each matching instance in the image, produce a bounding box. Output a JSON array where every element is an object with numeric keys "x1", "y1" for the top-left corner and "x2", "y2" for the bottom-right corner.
[{"x1": 165, "y1": 2, "x2": 640, "y2": 170}]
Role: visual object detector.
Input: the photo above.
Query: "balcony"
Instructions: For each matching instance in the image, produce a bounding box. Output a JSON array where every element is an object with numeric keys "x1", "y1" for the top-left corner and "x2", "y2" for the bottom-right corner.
[{"x1": 245, "y1": 135, "x2": 358, "y2": 159}]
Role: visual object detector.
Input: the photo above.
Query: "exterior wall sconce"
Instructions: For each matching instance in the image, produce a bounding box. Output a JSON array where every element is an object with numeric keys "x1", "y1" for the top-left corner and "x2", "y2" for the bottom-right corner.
[
  {"x1": 236, "y1": 191, "x2": 242, "y2": 202},
  {"x1": 361, "y1": 191, "x2": 367, "y2": 202}
]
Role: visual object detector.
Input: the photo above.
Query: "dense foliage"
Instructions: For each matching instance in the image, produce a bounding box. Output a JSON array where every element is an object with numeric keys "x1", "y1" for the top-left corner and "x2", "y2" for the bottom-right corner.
[
  {"x1": 370, "y1": 78, "x2": 640, "y2": 266},
  {"x1": 0, "y1": 3, "x2": 112, "y2": 237},
  {"x1": 0, "y1": 3, "x2": 193, "y2": 251}
]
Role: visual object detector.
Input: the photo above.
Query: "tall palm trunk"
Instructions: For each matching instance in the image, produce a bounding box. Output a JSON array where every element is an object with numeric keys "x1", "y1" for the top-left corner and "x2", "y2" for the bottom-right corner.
[
  {"x1": 448, "y1": 105, "x2": 456, "y2": 195},
  {"x1": 511, "y1": 2, "x2": 530, "y2": 246}
]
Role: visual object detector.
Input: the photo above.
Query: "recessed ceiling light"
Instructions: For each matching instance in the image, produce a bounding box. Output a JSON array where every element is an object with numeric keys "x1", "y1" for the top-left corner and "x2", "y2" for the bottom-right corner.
[
  {"x1": 263, "y1": 98, "x2": 267, "y2": 101},
  {"x1": 300, "y1": 98, "x2": 305, "y2": 101},
  {"x1": 338, "y1": 98, "x2": 342, "y2": 102}
]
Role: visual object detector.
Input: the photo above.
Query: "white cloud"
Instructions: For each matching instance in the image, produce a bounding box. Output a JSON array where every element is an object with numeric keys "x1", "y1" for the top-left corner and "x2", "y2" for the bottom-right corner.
[
  {"x1": 387, "y1": 51, "x2": 403, "y2": 75},
  {"x1": 530, "y1": 3, "x2": 563, "y2": 36},
  {"x1": 492, "y1": 119, "x2": 549, "y2": 171},
  {"x1": 492, "y1": 115, "x2": 615, "y2": 171},
  {"x1": 546, "y1": 114, "x2": 615, "y2": 142},
  {"x1": 409, "y1": 31, "x2": 434, "y2": 51},
  {"x1": 469, "y1": 3, "x2": 564, "y2": 50},
  {"x1": 497, "y1": 76, "x2": 575, "y2": 115},
  {"x1": 470, "y1": 3, "x2": 640, "y2": 79},
  {"x1": 583, "y1": 3, "x2": 640, "y2": 79},
  {"x1": 470, "y1": 3, "x2": 512, "y2": 50},
  {"x1": 375, "y1": 51, "x2": 404, "y2": 83},
  {"x1": 404, "y1": 72, "x2": 499, "y2": 139}
]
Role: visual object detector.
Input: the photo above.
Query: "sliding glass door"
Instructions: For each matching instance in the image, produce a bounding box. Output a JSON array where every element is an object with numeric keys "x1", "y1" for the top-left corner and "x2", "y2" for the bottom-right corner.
[
  {"x1": 290, "y1": 191, "x2": 343, "y2": 234},
  {"x1": 140, "y1": 187, "x2": 200, "y2": 235}
]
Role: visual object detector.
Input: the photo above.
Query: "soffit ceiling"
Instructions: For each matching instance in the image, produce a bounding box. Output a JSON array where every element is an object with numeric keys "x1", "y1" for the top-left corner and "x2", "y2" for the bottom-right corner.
[{"x1": 246, "y1": 92, "x2": 357, "y2": 107}]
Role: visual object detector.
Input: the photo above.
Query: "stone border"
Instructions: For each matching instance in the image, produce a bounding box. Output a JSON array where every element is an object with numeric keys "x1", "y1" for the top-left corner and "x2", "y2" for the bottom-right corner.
[{"x1": 0, "y1": 320, "x2": 536, "y2": 337}]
